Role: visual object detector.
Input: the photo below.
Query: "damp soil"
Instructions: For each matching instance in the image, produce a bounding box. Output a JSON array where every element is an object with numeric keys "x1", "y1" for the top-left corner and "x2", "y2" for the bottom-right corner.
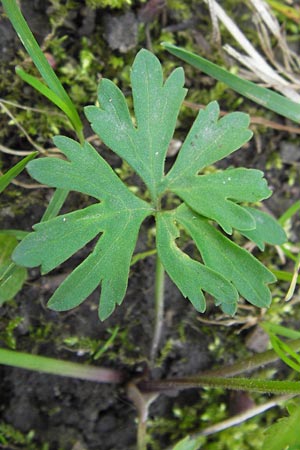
[{"x1": 0, "y1": 1, "x2": 300, "y2": 450}]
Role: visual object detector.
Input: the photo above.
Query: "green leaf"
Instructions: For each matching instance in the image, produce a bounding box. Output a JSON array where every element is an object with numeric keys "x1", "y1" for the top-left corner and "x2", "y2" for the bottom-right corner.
[
  {"x1": 172, "y1": 436, "x2": 201, "y2": 450},
  {"x1": 239, "y1": 207, "x2": 287, "y2": 250},
  {"x1": 165, "y1": 101, "x2": 252, "y2": 181},
  {"x1": 279, "y1": 200, "x2": 300, "y2": 226},
  {"x1": 0, "y1": 152, "x2": 37, "y2": 193},
  {"x1": 262, "y1": 323, "x2": 300, "y2": 373},
  {"x1": 175, "y1": 204, "x2": 276, "y2": 309},
  {"x1": 13, "y1": 136, "x2": 152, "y2": 320},
  {"x1": 12, "y1": 49, "x2": 284, "y2": 320},
  {"x1": 85, "y1": 49, "x2": 187, "y2": 200},
  {"x1": 162, "y1": 43, "x2": 300, "y2": 124},
  {"x1": 0, "y1": 230, "x2": 29, "y2": 240},
  {"x1": 272, "y1": 270, "x2": 300, "y2": 284},
  {"x1": 2, "y1": 0, "x2": 83, "y2": 140},
  {"x1": 156, "y1": 211, "x2": 238, "y2": 313},
  {"x1": 16, "y1": 67, "x2": 77, "y2": 131},
  {"x1": 270, "y1": 334, "x2": 300, "y2": 373},
  {"x1": 0, "y1": 235, "x2": 27, "y2": 305},
  {"x1": 262, "y1": 402, "x2": 300, "y2": 450},
  {"x1": 170, "y1": 168, "x2": 271, "y2": 234}
]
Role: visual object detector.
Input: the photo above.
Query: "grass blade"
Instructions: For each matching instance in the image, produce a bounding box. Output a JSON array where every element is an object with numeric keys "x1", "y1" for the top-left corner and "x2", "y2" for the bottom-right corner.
[
  {"x1": 0, "y1": 348, "x2": 124, "y2": 383},
  {"x1": 279, "y1": 200, "x2": 300, "y2": 226},
  {"x1": 16, "y1": 67, "x2": 76, "y2": 130},
  {"x1": 41, "y1": 188, "x2": 69, "y2": 222},
  {"x1": 272, "y1": 270, "x2": 300, "y2": 283},
  {"x1": 162, "y1": 43, "x2": 300, "y2": 123},
  {"x1": 0, "y1": 152, "x2": 37, "y2": 193},
  {"x1": 2, "y1": 0, "x2": 83, "y2": 141}
]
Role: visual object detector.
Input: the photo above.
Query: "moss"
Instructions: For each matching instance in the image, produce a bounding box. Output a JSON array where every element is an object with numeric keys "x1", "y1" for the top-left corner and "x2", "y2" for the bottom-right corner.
[
  {"x1": 0, "y1": 317, "x2": 23, "y2": 349},
  {"x1": 0, "y1": 423, "x2": 50, "y2": 450},
  {"x1": 85, "y1": 0, "x2": 132, "y2": 9}
]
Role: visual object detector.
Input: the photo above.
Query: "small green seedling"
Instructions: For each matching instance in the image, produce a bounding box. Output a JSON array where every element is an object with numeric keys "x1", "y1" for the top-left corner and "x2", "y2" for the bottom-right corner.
[{"x1": 12, "y1": 50, "x2": 286, "y2": 321}]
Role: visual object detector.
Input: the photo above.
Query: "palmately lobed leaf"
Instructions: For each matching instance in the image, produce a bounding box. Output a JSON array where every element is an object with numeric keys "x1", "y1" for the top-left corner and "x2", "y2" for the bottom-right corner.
[
  {"x1": 156, "y1": 211, "x2": 238, "y2": 314},
  {"x1": 238, "y1": 207, "x2": 287, "y2": 250},
  {"x1": 26, "y1": 136, "x2": 146, "y2": 203},
  {"x1": 12, "y1": 49, "x2": 287, "y2": 320},
  {"x1": 13, "y1": 204, "x2": 104, "y2": 273},
  {"x1": 170, "y1": 168, "x2": 271, "y2": 234},
  {"x1": 85, "y1": 49, "x2": 187, "y2": 200},
  {"x1": 175, "y1": 204, "x2": 277, "y2": 309},
  {"x1": 47, "y1": 206, "x2": 148, "y2": 320},
  {"x1": 13, "y1": 136, "x2": 152, "y2": 320},
  {"x1": 165, "y1": 101, "x2": 253, "y2": 181}
]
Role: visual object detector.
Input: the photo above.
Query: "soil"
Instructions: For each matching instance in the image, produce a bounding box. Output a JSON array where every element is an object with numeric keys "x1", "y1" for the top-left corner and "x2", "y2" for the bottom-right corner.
[{"x1": 0, "y1": 1, "x2": 300, "y2": 450}]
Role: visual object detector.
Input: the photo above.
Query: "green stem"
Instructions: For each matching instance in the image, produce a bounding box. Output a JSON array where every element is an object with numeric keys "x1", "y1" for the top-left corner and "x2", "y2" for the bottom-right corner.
[
  {"x1": 138, "y1": 376, "x2": 300, "y2": 395},
  {"x1": 200, "y1": 337, "x2": 300, "y2": 378},
  {"x1": 164, "y1": 394, "x2": 293, "y2": 450},
  {"x1": 150, "y1": 254, "x2": 165, "y2": 365},
  {"x1": 0, "y1": 348, "x2": 124, "y2": 384}
]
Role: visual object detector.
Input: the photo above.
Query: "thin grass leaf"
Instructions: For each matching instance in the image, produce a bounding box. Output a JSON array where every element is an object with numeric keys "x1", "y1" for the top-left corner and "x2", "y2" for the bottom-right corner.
[
  {"x1": 263, "y1": 323, "x2": 300, "y2": 340},
  {"x1": 41, "y1": 188, "x2": 69, "y2": 222},
  {"x1": 269, "y1": 334, "x2": 300, "y2": 372},
  {"x1": 279, "y1": 200, "x2": 300, "y2": 226},
  {"x1": 162, "y1": 43, "x2": 300, "y2": 123},
  {"x1": 262, "y1": 323, "x2": 300, "y2": 372},
  {"x1": 2, "y1": 0, "x2": 83, "y2": 140},
  {"x1": 16, "y1": 67, "x2": 76, "y2": 130},
  {"x1": 0, "y1": 152, "x2": 37, "y2": 193},
  {"x1": 272, "y1": 270, "x2": 300, "y2": 283}
]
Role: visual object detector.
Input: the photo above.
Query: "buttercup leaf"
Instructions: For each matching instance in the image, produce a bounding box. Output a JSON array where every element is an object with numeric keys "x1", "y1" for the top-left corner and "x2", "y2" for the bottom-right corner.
[
  {"x1": 239, "y1": 207, "x2": 287, "y2": 250},
  {"x1": 166, "y1": 101, "x2": 252, "y2": 181},
  {"x1": 156, "y1": 211, "x2": 238, "y2": 313},
  {"x1": 47, "y1": 208, "x2": 146, "y2": 321},
  {"x1": 13, "y1": 49, "x2": 285, "y2": 320},
  {"x1": 176, "y1": 204, "x2": 276, "y2": 309},
  {"x1": 170, "y1": 168, "x2": 271, "y2": 234},
  {"x1": 85, "y1": 49, "x2": 187, "y2": 200},
  {"x1": 13, "y1": 136, "x2": 152, "y2": 320}
]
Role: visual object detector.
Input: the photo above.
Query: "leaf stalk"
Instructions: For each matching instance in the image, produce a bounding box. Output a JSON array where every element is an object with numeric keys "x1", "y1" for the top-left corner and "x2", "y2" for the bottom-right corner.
[{"x1": 150, "y1": 254, "x2": 165, "y2": 365}]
